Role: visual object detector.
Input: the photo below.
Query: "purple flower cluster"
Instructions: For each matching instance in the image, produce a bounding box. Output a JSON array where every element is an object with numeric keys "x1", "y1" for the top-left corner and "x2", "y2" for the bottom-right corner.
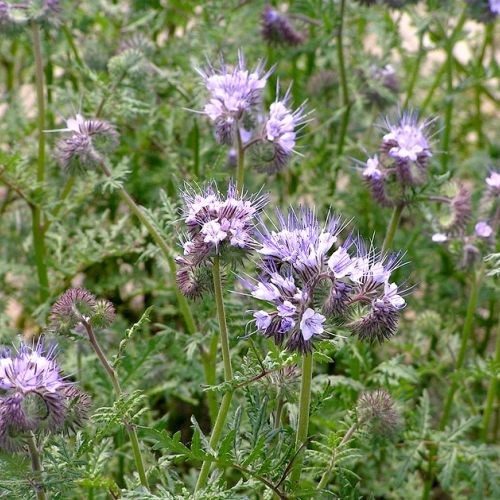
[
  {"x1": 361, "y1": 111, "x2": 434, "y2": 206},
  {"x1": 431, "y1": 171, "x2": 498, "y2": 247},
  {"x1": 261, "y1": 6, "x2": 306, "y2": 46},
  {"x1": 244, "y1": 208, "x2": 409, "y2": 353},
  {"x1": 196, "y1": 51, "x2": 307, "y2": 171},
  {"x1": 176, "y1": 182, "x2": 268, "y2": 299},
  {"x1": 48, "y1": 114, "x2": 119, "y2": 173},
  {"x1": 0, "y1": 341, "x2": 90, "y2": 452}
]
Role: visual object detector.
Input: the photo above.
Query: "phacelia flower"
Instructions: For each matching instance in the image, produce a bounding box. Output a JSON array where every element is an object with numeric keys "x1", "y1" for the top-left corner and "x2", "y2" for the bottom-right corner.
[
  {"x1": 50, "y1": 288, "x2": 116, "y2": 335},
  {"x1": 48, "y1": 114, "x2": 119, "y2": 173},
  {"x1": 381, "y1": 111, "x2": 433, "y2": 168},
  {"x1": 264, "y1": 88, "x2": 307, "y2": 171},
  {"x1": 177, "y1": 182, "x2": 268, "y2": 299},
  {"x1": 360, "y1": 110, "x2": 434, "y2": 207},
  {"x1": 357, "y1": 389, "x2": 401, "y2": 437},
  {"x1": 486, "y1": 170, "x2": 500, "y2": 195},
  {"x1": 244, "y1": 208, "x2": 410, "y2": 352},
  {"x1": 261, "y1": 6, "x2": 306, "y2": 46},
  {"x1": 490, "y1": 0, "x2": 500, "y2": 14},
  {"x1": 196, "y1": 51, "x2": 272, "y2": 144},
  {"x1": 0, "y1": 341, "x2": 90, "y2": 452},
  {"x1": 475, "y1": 221, "x2": 493, "y2": 238}
]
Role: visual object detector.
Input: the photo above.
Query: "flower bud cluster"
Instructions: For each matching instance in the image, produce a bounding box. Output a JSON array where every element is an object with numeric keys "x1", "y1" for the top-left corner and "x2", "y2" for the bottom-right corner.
[
  {"x1": 244, "y1": 208, "x2": 409, "y2": 353},
  {"x1": 0, "y1": 341, "x2": 90, "y2": 452},
  {"x1": 196, "y1": 51, "x2": 308, "y2": 171},
  {"x1": 176, "y1": 182, "x2": 268, "y2": 299},
  {"x1": 361, "y1": 111, "x2": 434, "y2": 207}
]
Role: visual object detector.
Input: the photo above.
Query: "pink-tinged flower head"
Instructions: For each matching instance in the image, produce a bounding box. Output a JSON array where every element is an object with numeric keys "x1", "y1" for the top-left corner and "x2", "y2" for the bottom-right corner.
[
  {"x1": 486, "y1": 170, "x2": 500, "y2": 193},
  {"x1": 475, "y1": 221, "x2": 493, "y2": 238},
  {"x1": 363, "y1": 156, "x2": 383, "y2": 180},
  {"x1": 177, "y1": 182, "x2": 268, "y2": 298},
  {"x1": 196, "y1": 51, "x2": 272, "y2": 144},
  {"x1": 48, "y1": 114, "x2": 119, "y2": 173},
  {"x1": 0, "y1": 341, "x2": 90, "y2": 451},
  {"x1": 264, "y1": 88, "x2": 308, "y2": 171},
  {"x1": 382, "y1": 111, "x2": 433, "y2": 166}
]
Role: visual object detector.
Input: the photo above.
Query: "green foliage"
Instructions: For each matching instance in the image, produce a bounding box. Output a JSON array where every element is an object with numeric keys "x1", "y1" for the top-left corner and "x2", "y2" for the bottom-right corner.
[{"x1": 0, "y1": 0, "x2": 499, "y2": 498}]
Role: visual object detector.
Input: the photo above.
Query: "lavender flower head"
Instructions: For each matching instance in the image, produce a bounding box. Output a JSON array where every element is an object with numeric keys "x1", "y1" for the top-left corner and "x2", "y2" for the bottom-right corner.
[
  {"x1": 196, "y1": 51, "x2": 272, "y2": 145},
  {"x1": 0, "y1": 341, "x2": 90, "y2": 452},
  {"x1": 381, "y1": 111, "x2": 433, "y2": 167},
  {"x1": 263, "y1": 88, "x2": 308, "y2": 171},
  {"x1": 465, "y1": 0, "x2": 499, "y2": 23},
  {"x1": 361, "y1": 111, "x2": 434, "y2": 206},
  {"x1": 244, "y1": 208, "x2": 409, "y2": 353},
  {"x1": 176, "y1": 182, "x2": 268, "y2": 299},
  {"x1": 48, "y1": 113, "x2": 119, "y2": 174},
  {"x1": 486, "y1": 170, "x2": 500, "y2": 195}
]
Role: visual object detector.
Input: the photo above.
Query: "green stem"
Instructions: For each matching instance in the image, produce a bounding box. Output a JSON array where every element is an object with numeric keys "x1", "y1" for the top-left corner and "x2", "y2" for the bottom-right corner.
[
  {"x1": 481, "y1": 312, "x2": 500, "y2": 442},
  {"x1": 201, "y1": 334, "x2": 219, "y2": 425},
  {"x1": 274, "y1": 391, "x2": 285, "y2": 430},
  {"x1": 61, "y1": 25, "x2": 83, "y2": 67},
  {"x1": 335, "y1": 0, "x2": 350, "y2": 157},
  {"x1": 31, "y1": 22, "x2": 49, "y2": 302},
  {"x1": 82, "y1": 321, "x2": 149, "y2": 489},
  {"x1": 440, "y1": 10, "x2": 467, "y2": 172},
  {"x1": 382, "y1": 203, "x2": 404, "y2": 254},
  {"x1": 439, "y1": 267, "x2": 483, "y2": 430},
  {"x1": 26, "y1": 433, "x2": 46, "y2": 500},
  {"x1": 317, "y1": 423, "x2": 357, "y2": 490},
  {"x1": 43, "y1": 175, "x2": 75, "y2": 234},
  {"x1": 404, "y1": 29, "x2": 426, "y2": 108},
  {"x1": 236, "y1": 126, "x2": 245, "y2": 194},
  {"x1": 195, "y1": 256, "x2": 234, "y2": 491},
  {"x1": 289, "y1": 353, "x2": 314, "y2": 487},
  {"x1": 420, "y1": 64, "x2": 445, "y2": 114},
  {"x1": 422, "y1": 442, "x2": 436, "y2": 500},
  {"x1": 98, "y1": 161, "x2": 197, "y2": 335}
]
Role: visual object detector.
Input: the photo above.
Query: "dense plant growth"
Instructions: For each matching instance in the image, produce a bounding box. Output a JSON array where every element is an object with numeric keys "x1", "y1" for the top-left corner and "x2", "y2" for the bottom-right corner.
[{"x1": 0, "y1": 0, "x2": 498, "y2": 498}]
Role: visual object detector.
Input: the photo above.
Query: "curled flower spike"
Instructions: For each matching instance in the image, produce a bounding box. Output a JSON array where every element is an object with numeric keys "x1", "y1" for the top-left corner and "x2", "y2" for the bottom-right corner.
[
  {"x1": 381, "y1": 111, "x2": 433, "y2": 171},
  {"x1": 359, "y1": 110, "x2": 435, "y2": 207},
  {"x1": 357, "y1": 389, "x2": 401, "y2": 437},
  {"x1": 196, "y1": 51, "x2": 273, "y2": 145},
  {"x1": 177, "y1": 182, "x2": 268, "y2": 299},
  {"x1": 244, "y1": 208, "x2": 410, "y2": 353},
  {"x1": 0, "y1": 341, "x2": 90, "y2": 452},
  {"x1": 261, "y1": 6, "x2": 306, "y2": 46},
  {"x1": 50, "y1": 288, "x2": 116, "y2": 334},
  {"x1": 263, "y1": 87, "x2": 308, "y2": 171},
  {"x1": 47, "y1": 114, "x2": 119, "y2": 173}
]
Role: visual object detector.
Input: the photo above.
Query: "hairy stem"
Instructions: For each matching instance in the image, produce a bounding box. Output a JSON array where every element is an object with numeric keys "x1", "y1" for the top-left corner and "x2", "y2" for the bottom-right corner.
[
  {"x1": 31, "y1": 22, "x2": 49, "y2": 302},
  {"x1": 98, "y1": 161, "x2": 197, "y2": 335},
  {"x1": 289, "y1": 352, "x2": 314, "y2": 487},
  {"x1": 236, "y1": 126, "x2": 245, "y2": 194},
  {"x1": 83, "y1": 321, "x2": 149, "y2": 489},
  {"x1": 26, "y1": 432, "x2": 46, "y2": 500},
  {"x1": 195, "y1": 256, "x2": 234, "y2": 491},
  {"x1": 440, "y1": 10, "x2": 467, "y2": 172},
  {"x1": 481, "y1": 312, "x2": 500, "y2": 442},
  {"x1": 382, "y1": 203, "x2": 404, "y2": 254}
]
